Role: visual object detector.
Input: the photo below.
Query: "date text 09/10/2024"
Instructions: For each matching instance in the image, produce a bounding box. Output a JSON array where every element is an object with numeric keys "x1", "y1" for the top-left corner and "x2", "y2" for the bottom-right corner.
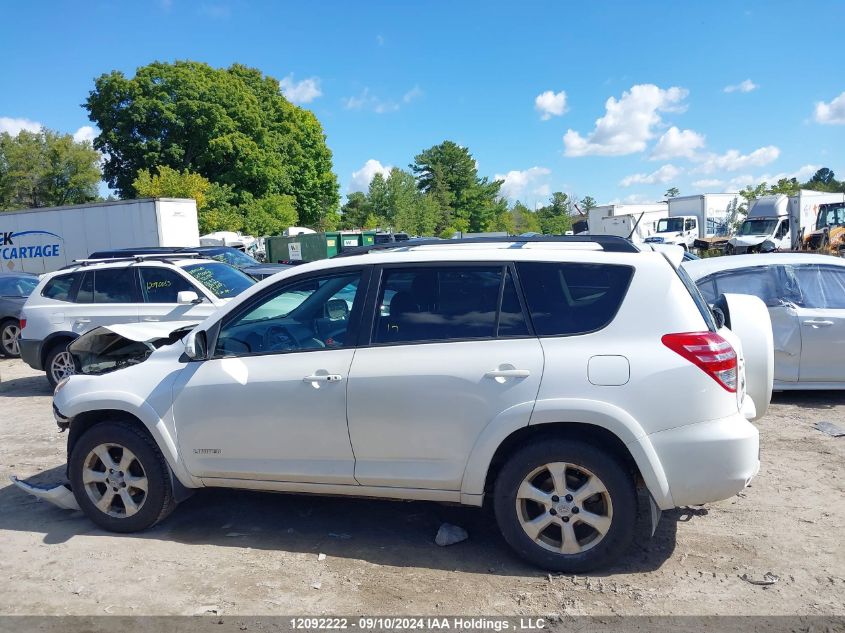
[{"x1": 289, "y1": 617, "x2": 547, "y2": 631}]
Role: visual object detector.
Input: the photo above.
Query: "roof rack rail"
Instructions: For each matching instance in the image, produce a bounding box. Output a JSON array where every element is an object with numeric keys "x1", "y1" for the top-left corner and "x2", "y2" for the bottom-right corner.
[
  {"x1": 334, "y1": 235, "x2": 639, "y2": 257},
  {"x1": 63, "y1": 253, "x2": 203, "y2": 269}
]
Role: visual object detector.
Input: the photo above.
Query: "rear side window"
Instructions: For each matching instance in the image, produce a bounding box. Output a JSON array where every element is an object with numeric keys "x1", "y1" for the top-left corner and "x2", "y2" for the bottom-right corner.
[
  {"x1": 76, "y1": 268, "x2": 137, "y2": 304},
  {"x1": 42, "y1": 274, "x2": 78, "y2": 301},
  {"x1": 516, "y1": 262, "x2": 633, "y2": 336},
  {"x1": 138, "y1": 267, "x2": 197, "y2": 303},
  {"x1": 375, "y1": 265, "x2": 512, "y2": 344}
]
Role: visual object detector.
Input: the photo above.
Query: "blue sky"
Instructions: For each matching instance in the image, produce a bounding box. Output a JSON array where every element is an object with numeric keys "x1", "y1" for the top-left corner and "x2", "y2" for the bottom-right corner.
[{"x1": 2, "y1": 0, "x2": 844, "y2": 208}]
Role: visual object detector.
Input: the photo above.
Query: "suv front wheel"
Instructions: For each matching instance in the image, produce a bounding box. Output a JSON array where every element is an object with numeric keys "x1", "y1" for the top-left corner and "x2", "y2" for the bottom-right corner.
[
  {"x1": 69, "y1": 421, "x2": 175, "y2": 532},
  {"x1": 493, "y1": 439, "x2": 636, "y2": 572}
]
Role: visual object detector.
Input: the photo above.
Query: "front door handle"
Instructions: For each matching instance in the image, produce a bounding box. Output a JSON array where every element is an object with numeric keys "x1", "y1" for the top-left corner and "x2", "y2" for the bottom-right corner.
[
  {"x1": 485, "y1": 369, "x2": 531, "y2": 379},
  {"x1": 803, "y1": 319, "x2": 834, "y2": 327},
  {"x1": 303, "y1": 374, "x2": 343, "y2": 383}
]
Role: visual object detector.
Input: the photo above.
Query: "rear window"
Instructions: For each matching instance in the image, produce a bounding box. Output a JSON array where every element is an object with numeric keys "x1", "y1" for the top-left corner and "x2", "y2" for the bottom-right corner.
[
  {"x1": 41, "y1": 274, "x2": 78, "y2": 302},
  {"x1": 516, "y1": 262, "x2": 633, "y2": 336}
]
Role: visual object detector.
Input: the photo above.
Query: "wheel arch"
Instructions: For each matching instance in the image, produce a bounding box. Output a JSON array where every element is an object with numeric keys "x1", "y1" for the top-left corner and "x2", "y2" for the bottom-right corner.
[
  {"x1": 40, "y1": 331, "x2": 78, "y2": 367},
  {"x1": 65, "y1": 406, "x2": 198, "y2": 493}
]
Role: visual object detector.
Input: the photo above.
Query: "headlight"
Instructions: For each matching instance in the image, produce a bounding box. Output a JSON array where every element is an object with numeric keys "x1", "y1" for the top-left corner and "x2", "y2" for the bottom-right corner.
[{"x1": 53, "y1": 376, "x2": 70, "y2": 396}]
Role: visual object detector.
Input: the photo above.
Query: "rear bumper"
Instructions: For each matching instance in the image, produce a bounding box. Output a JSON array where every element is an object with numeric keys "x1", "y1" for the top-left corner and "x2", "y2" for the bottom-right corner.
[
  {"x1": 19, "y1": 338, "x2": 43, "y2": 370},
  {"x1": 640, "y1": 413, "x2": 760, "y2": 508}
]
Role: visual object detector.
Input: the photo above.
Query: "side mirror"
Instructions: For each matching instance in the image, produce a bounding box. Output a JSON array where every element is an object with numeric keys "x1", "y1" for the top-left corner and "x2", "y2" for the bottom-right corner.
[
  {"x1": 711, "y1": 307, "x2": 726, "y2": 330},
  {"x1": 177, "y1": 290, "x2": 202, "y2": 305},
  {"x1": 326, "y1": 298, "x2": 350, "y2": 321},
  {"x1": 184, "y1": 329, "x2": 208, "y2": 360}
]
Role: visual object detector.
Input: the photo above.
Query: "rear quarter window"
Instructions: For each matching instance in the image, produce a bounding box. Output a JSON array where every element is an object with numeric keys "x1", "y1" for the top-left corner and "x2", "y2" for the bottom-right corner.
[
  {"x1": 41, "y1": 274, "x2": 78, "y2": 302},
  {"x1": 515, "y1": 262, "x2": 633, "y2": 336}
]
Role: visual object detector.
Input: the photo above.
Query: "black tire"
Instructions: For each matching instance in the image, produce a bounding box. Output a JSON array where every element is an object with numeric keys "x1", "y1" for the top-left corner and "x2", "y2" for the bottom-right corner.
[
  {"x1": 44, "y1": 340, "x2": 74, "y2": 388},
  {"x1": 493, "y1": 439, "x2": 636, "y2": 572},
  {"x1": 69, "y1": 420, "x2": 175, "y2": 532},
  {"x1": 0, "y1": 318, "x2": 20, "y2": 358}
]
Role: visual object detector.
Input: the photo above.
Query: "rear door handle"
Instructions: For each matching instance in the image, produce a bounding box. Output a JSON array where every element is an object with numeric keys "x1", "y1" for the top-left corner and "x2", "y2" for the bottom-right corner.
[
  {"x1": 76, "y1": 318, "x2": 91, "y2": 324},
  {"x1": 803, "y1": 319, "x2": 834, "y2": 327},
  {"x1": 485, "y1": 369, "x2": 531, "y2": 378},
  {"x1": 303, "y1": 374, "x2": 343, "y2": 383},
  {"x1": 142, "y1": 317, "x2": 161, "y2": 322}
]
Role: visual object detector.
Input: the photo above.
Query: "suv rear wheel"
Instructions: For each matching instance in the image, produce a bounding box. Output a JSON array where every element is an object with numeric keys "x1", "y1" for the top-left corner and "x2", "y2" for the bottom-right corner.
[
  {"x1": 493, "y1": 439, "x2": 636, "y2": 572},
  {"x1": 69, "y1": 421, "x2": 175, "y2": 532},
  {"x1": 45, "y1": 341, "x2": 75, "y2": 388}
]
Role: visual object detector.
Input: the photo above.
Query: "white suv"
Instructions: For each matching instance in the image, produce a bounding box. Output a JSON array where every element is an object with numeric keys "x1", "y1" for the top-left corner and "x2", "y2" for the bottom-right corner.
[
  {"x1": 19, "y1": 255, "x2": 255, "y2": 387},
  {"x1": 48, "y1": 237, "x2": 771, "y2": 571}
]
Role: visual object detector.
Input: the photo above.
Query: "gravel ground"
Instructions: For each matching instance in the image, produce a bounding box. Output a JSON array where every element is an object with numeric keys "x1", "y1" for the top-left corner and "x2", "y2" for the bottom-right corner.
[{"x1": 0, "y1": 357, "x2": 843, "y2": 617}]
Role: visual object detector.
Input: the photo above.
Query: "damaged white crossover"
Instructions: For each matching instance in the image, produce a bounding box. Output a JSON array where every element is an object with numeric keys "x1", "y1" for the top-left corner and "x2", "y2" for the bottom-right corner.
[{"x1": 22, "y1": 237, "x2": 773, "y2": 572}]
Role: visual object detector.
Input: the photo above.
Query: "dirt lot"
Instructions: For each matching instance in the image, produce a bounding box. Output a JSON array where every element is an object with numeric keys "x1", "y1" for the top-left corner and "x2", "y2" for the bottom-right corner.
[{"x1": 0, "y1": 357, "x2": 843, "y2": 617}]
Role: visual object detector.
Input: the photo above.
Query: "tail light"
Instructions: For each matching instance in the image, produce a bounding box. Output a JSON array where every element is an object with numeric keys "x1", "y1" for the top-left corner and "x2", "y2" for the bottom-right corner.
[
  {"x1": 19, "y1": 319, "x2": 26, "y2": 330},
  {"x1": 662, "y1": 331, "x2": 737, "y2": 392}
]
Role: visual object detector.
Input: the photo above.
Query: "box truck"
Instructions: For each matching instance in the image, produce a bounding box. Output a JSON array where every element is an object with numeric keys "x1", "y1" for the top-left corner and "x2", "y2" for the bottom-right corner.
[
  {"x1": 726, "y1": 190, "x2": 845, "y2": 254},
  {"x1": 0, "y1": 198, "x2": 200, "y2": 274},
  {"x1": 587, "y1": 203, "x2": 668, "y2": 241},
  {"x1": 645, "y1": 193, "x2": 741, "y2": 250}
]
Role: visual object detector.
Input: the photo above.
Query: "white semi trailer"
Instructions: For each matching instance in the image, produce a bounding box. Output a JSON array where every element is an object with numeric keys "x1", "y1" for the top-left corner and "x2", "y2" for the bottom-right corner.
[{"x1": 0, "y1": 198, "x2": 200, "y2": 274}]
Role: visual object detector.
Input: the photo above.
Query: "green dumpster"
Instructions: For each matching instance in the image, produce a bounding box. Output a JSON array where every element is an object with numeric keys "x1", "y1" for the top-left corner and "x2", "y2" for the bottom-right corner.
[{"x1": 265, "y1": 232, "x2": 344, "y2": 263}]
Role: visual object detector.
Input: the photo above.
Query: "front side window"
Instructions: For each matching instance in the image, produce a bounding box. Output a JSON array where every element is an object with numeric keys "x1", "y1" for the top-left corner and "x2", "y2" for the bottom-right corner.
[
  {"x1": 516, "y1": 262, "x2": 634, "y2": 336},
  {"x1": 183, "y1": 262, "x2": 255, "y2": 299},
  {"x1": 75, "y1": 268, "x2": 137, "y2": 304},
  {"x1": 790, "y1": 265, "x2": 845, "y2": 309},
  {"x1": 215, "y1": 271, "x2": 362, "y2": 356},
  {"x1": 374, "y1": 266, "x2": 516, "y2": 344},
  {"x1": 139, "y1": 267, "x2": 198, "y2": 303},
  {"x1": 712, "y1": 267, "x2": 780, "y2": 307},
  {"x1": 41, "y1": 274, "x2": 78, "y2": 302}
]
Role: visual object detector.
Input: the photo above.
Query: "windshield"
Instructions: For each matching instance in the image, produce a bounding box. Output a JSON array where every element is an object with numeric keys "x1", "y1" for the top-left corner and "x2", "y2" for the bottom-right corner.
[
  {"x1": 183, "y1": 262, "x2": 255, "y2": 298},
  {"x1": 738, "y1": 219, "x2": 778, "y2": 235},
  {"x1": 815, "y1": 203, "x2": 845, "y2": 230},
  {"x1": 0, "y1": 276, "x2": 38, "y2": 297},
  {"x1": 202, "y1": 247, "x2": 260, "y2": 268},
  {"x1": 657, "y1": 218, "x2": 684, "y2": 233}
]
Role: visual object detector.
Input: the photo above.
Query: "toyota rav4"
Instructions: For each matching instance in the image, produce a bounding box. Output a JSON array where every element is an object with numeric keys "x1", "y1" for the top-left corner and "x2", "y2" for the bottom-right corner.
[{"x1": 45, "y1": 236, "x2": 772, "y2": 571}]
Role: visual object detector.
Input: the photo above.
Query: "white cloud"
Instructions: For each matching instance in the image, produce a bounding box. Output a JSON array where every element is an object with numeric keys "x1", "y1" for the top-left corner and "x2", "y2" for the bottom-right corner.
[
  {"x1": 280, "y1": 74, "x2": 322, "y2": 105},
  {"x1": 619, "y1": 164, "x2": 682, "y2": 187},
  {"x1": 73, "y1": 125, "x2": 96, "y2": 144},
  {"x1": 693, "y1": 145, "x2": 780, "y2": 174},
  {"x1": 563, "y1": 84, "x2": 688, "y2": 156},
  {"x1": 403, "y1": 86, "x2": 423, "y2": 104},
  {"x1": 494, "y1": 166, "x2": 551, "y2": 199},
  {"x1": 814, "y1": 91, "x2": 845, "y2": 125},
  {"x1": 0, "y1": 116, "x2": 42, "y2": 136},
  {"x1": 724, "y1": 79, "x2": 758, "y2": 94},
  {"x1": 651, "y1": 126, "x2": 705, "y2": 160},
  {"x1": 343, "y1": 88, "x2": 408, "y2": 114},
  {"x1": 349, "y1": 159, "x2": 392, "y2": 193},
  {"x1": 692, "y1": 178, "x2": 725, "y2": 189},
  {"x1": 534, "y1": 90, "x2": 567, "y2": 120}
]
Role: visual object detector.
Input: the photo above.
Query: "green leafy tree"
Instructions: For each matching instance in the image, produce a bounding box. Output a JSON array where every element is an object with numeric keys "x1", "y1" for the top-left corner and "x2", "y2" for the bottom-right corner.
[
  {"x1": 85, "y1": 60, "x2": 339, "y2": 226},
  {"x1": 578, "y1": 195, "x2": 598, "y2": 212},
  {"x1": 509, "y1": 201, "x2": 541, "y2": 234},
  {"x1": 537, "y1": 192, "x2": 573, "y2": 234},
  {"x1": 339, "y1": 191, "x2": 373, "y2": 229},
  {"x1": 0, "y1": 129, "x2": 101, "y2": 210},
  {"x1": 801, "y1": 167, "x2": 845, "y2": 193},
  {"x1": 132, "y1": 165, "x2": 211, "y2": 208},
  {"x1": 664, "y1": 187, "x2": 680, "y2": 199},
  {"x1": 768, "y1": 177, "x2": 800, "y2": 196},
  {"x1": 240, "y1": 193, "x2": 298, "y2": 236},
  {"x1": 411, "y1": 141, "x2": 504, "y2": 232}
]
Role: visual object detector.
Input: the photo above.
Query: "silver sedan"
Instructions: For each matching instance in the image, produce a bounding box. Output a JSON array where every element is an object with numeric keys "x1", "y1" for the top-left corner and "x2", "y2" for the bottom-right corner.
[{"x1": 682, "y1": 253, "x2": 845, "y2": 390}]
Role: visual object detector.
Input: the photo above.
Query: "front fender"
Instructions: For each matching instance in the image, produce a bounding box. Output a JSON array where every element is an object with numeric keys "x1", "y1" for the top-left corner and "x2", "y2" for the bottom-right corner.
[{"x1": 57, "y1": 382, "x2": 199, "y2": 489}]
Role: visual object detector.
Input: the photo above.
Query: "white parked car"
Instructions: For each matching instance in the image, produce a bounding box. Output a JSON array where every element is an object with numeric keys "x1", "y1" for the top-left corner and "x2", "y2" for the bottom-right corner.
[
  {"x1": 19, "y1": 255, "x2": 255, "y2": 387},
  {"x1": 46, "y1": 237, "x2": 771, "y2": 571},
  {"x1": 683, "y1": 253, "x2": 845, "y2": 390}
]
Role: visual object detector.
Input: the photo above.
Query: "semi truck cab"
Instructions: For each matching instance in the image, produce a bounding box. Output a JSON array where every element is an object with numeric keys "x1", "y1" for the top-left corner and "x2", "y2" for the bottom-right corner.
[{"x1": 644, "y1": 216, "x2": 698, "y2": 250}]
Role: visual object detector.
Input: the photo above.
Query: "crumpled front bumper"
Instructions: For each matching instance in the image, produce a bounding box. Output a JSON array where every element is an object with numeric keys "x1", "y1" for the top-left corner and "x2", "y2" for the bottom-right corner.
[{"x1": 10, "y1": 476, "x2": 80, "y2": 511}]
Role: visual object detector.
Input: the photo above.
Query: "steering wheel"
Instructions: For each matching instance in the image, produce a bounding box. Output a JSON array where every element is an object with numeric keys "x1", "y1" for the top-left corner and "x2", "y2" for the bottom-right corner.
[{"x1": 264, "y1": 325, "x2": 325, "y2": 352}]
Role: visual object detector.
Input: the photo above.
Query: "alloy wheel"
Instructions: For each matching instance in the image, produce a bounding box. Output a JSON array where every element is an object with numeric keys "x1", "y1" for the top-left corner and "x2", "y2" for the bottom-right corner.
[
  {"x1": 82, "y1": 443, "x2": 149, "y2": 518},
  {"x1": 515, "y1": 462, "x2": 613, "y2": 555},
  {"x1": 1, "y1": 323, "x2": 20, "y2": 356},
  {"x1": 50, "y1": 351, "x2": 75, "y2": 384}
]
